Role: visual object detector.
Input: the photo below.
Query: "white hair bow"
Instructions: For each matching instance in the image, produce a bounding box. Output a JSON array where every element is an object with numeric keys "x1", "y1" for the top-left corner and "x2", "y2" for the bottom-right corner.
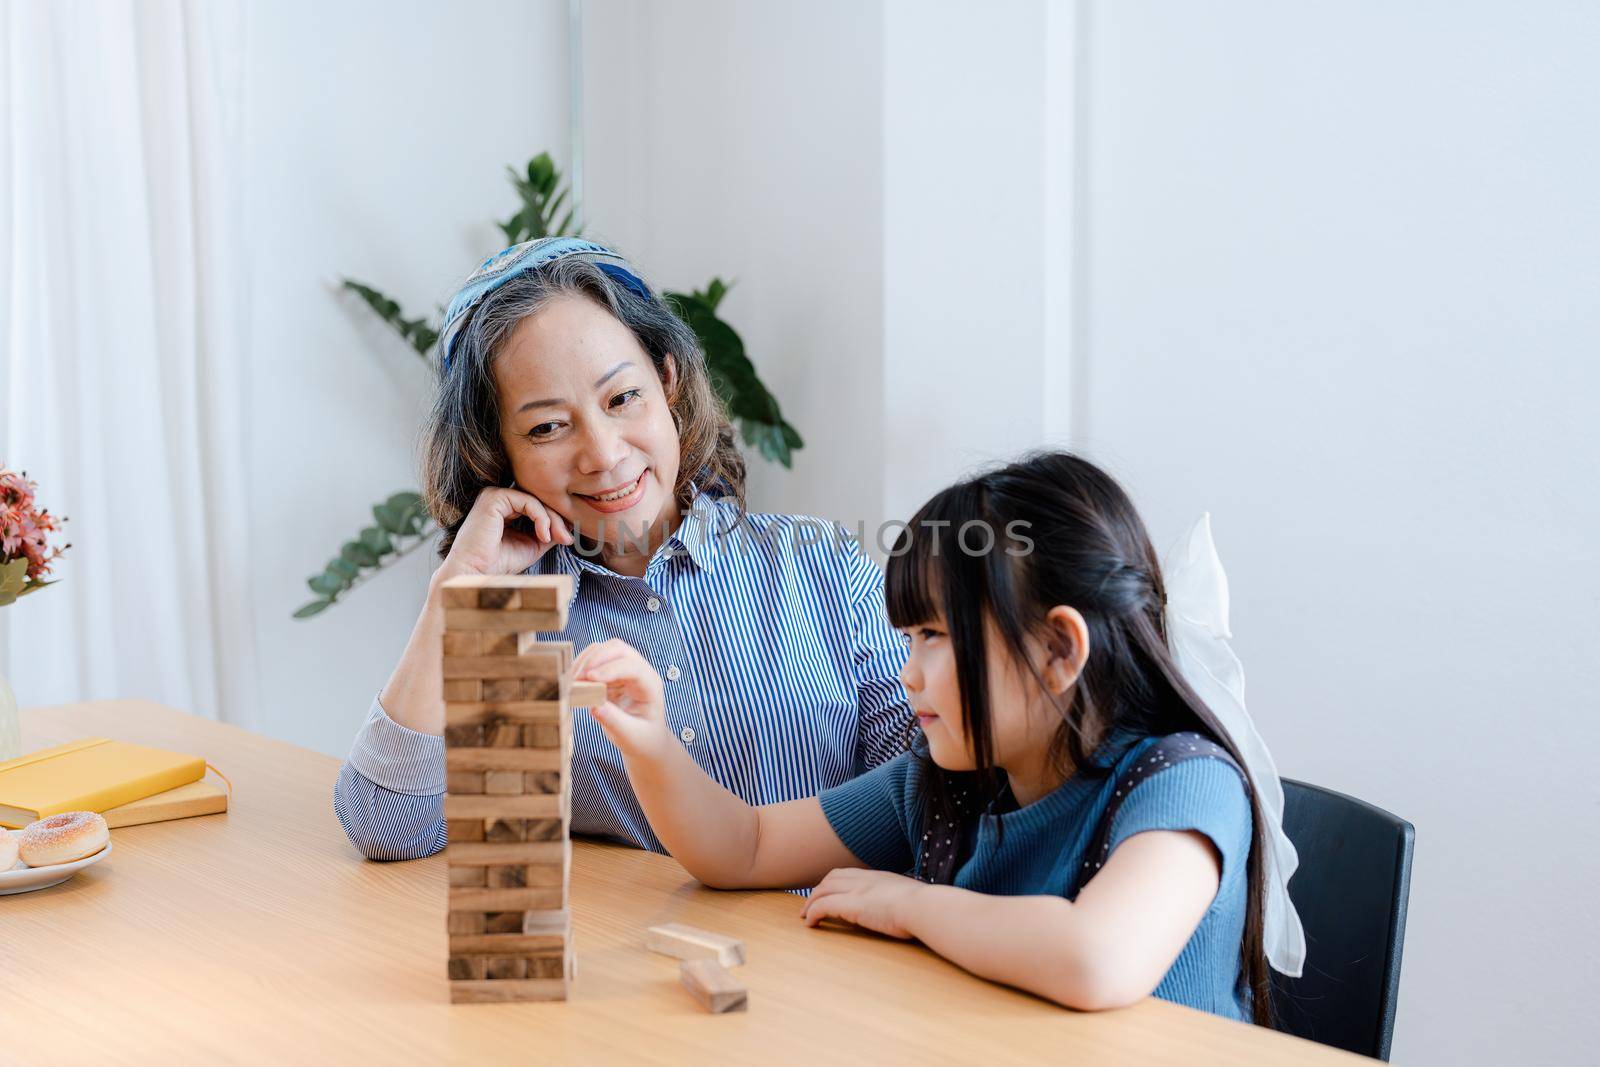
[{"x1": 1162, "y1": 513, "x2": 1306, "y2": 978}]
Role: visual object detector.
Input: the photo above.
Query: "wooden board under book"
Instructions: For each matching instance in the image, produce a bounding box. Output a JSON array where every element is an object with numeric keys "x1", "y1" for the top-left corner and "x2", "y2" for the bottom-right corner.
[{"x1": 102, "y1": 777, "x2": 229, "y2": 829}]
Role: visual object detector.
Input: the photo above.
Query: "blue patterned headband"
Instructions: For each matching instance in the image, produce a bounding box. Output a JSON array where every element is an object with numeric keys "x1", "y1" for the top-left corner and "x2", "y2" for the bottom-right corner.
[{"x1": 437, "y1": 236, "x2": 655, "y2": 372}]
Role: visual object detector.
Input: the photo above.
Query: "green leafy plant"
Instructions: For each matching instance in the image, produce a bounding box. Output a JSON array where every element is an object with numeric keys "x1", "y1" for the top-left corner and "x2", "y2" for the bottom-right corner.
[{"x1": 297, "y1": 153, "x2": 803, "y2": 618}]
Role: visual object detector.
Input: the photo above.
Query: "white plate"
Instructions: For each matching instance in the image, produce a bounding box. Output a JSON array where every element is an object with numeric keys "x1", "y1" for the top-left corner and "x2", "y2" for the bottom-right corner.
[{"x1": 0, "y1": 839, "x2": 113, "y2": 895}]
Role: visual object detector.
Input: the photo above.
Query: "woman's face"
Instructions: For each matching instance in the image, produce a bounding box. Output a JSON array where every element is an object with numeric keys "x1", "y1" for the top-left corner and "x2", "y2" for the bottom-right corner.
[{"x1": 494, "y1": 292, "x2": 682, "y2": 549}]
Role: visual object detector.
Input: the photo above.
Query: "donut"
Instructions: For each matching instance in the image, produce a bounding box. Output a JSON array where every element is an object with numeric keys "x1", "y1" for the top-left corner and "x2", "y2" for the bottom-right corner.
[
  {"x1": 18, "y1": 811, "x2": 109, "y2": 867},
  {"x1": 0, "y1": 829, "x2": 18, "y2": 870}
]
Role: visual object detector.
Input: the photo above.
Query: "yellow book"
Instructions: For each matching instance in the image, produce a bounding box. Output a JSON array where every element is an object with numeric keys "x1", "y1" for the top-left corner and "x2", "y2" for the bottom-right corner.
[{"x1": 0, "y1": 737, "x2": 207, "y2": 828}]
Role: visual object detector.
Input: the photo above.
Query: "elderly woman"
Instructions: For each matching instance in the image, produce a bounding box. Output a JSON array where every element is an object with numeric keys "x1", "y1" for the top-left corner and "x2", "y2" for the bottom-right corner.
[{"x1": 334, "y1": 237, "x2": 911, "y2": 859}]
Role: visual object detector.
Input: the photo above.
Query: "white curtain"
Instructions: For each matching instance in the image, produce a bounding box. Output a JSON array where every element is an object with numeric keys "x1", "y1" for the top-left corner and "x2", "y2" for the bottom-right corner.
[{"x1": 0, "y1": 0, "x2": 260, "y2": 729}]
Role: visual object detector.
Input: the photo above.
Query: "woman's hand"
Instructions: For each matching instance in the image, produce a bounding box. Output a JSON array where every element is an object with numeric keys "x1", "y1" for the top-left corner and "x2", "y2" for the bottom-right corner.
[
  {"x1": 572, "y1": 639, "x2": 671, "y2": 761},
  {"x1": 432, "y1": 486, "x2": 574, "y2": 590},
  {"x1": 800, "y1": 868, "x2": 930, "y2": 940}
]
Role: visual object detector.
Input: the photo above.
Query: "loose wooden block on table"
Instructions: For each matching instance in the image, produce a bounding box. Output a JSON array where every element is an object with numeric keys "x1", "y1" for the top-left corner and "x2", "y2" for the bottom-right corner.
[
  {"x1": 680, "y1": 959, "x2": 748, "y2": 1014},
  {"x1": 647, "y1": 922, "x2": 747, "y2": 967}
]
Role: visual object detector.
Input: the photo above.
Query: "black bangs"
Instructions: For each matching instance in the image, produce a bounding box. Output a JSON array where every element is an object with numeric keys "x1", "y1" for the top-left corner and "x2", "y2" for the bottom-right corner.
[{"x1": 883, "y1": 481, "x2": 988, "y2": 630}]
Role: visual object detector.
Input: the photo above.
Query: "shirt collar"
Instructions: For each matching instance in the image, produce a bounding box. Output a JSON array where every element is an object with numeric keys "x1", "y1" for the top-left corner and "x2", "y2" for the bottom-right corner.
[{"x1": 543, "y1": 478, "x2": 733, "y2": 581}]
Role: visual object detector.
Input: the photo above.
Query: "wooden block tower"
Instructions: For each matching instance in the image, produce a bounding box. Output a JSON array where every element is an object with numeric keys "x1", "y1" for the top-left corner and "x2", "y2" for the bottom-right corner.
[{"x1": 439, "y1": 573, "x2": 598, "y2": 1004}]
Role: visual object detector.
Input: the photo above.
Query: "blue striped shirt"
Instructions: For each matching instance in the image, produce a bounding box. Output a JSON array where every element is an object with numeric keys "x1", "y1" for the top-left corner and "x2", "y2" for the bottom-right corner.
[{"x1": 334, "y1": 487, "x2": 914, "y2": 861}]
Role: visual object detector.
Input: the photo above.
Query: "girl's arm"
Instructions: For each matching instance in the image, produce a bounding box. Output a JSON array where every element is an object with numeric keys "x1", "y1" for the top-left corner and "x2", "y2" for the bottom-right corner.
[
  {"x1": 573, "y1": 639, "x2": 861, "y2": 889},
  {"x1": 801, "y1": 829, "x2": 1223, "y2": 1011}
]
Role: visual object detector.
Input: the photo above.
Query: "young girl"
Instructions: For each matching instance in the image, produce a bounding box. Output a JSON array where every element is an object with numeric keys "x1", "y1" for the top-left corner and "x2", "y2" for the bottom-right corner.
[{"x1": 572, "y1": 451, "x2": 1278, "y2": 1023}]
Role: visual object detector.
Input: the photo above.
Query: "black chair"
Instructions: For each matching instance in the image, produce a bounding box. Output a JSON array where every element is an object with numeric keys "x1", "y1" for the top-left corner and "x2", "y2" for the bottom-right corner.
[{"x1": 1273, "y1": 779, "x2": 1415, "y2": 1061}]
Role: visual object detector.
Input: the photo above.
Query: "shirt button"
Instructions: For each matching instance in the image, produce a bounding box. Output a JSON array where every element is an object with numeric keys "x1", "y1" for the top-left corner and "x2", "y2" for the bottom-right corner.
[
  {"x1": 665, "y1": 664, "x2": 681, "y2": 681},
  {"x1": 647, "y1": 597, "x2": 661, "y2": 613},
  {"x1": 680, "y1": 726, "x2": 696, "y2": 744}
]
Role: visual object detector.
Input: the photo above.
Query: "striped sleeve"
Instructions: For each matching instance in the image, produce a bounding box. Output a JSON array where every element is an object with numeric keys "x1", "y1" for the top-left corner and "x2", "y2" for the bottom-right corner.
[
  {"x1": 842, "y1": 532, "x2": 914, "y2": 771},
  {"x1": 332, "y1": 694, "x2": 447, "y2": 861}
]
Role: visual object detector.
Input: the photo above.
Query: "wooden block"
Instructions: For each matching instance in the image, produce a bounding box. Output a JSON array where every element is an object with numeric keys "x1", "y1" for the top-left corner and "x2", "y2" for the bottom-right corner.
[
  {"x1": 487, "y1": 721, "x2": 522, "y2": 747},
  {"x1": 527, "y1": 955, "x2": 567, "y2": 979},
  {"x1": 523, "y1": 771, "x2": 561, "y2": 793},
  {"x1": 482, "y1": 678, "x2": 523, "y2": 702},
  {"x1": 524, "y1": 817, "x2": 566, "y2": 842},
  {"x1": 449, "y1": 978, "x2": 567, "y2": 1004},
  {"x1": 647, "y1": 923, "x2": 747, "y2": 967},
  {"x1": 523, "y1": 722, "x2": 562, "y2": 749},
  {"x1": 568, "y1": 680, "x2": 607, "y2": 707},
  {"x1": 482, "y1": 631, "x2": 520, "y2": 657},
  {"x1": 477, "y1": 814, "x2": 568, "y2": 845},
  {"x1": 679, "y1": 959, "x2": 748, "y2": 1014},
  {"x1": 519, "y1": 635, "x2": 574, "y2": 664},
  {"x1": 443, "y1": 679, "x2": 482, "y2": 702},
  {"x1": 450, "y1": 931, "x2": 567, "y2": 956},
  {"x1": 521, "y1": 863, "x2": 566, "y2": 888},
  {"x1": 443, "y1": 655, "x2": 565, "y2": 680},
  {"x1": 438, "y1": 574, "x2": 573, "y2": 609},
  {"x1": 459, "y1": 859, "x2": 567, "y2": 892},
  {"x1": 485, "y1": 956, "x2": 528, "y2": 979},
  {"x1": 445, "y1": 794, "x2": 561, "y2": 820},
  {"x1": 443, "y1": 723, "x2": 484, "y2": 748},
  {"x1": 449, "y1": 887, "x2": 565, "y2": 912},
  {"x1": 447, "y1": 747, "x2": 562, "y2": 772},
  {"x1": 448, "y1": 866, "x2": 487, "y2": 888},
  {"x1": 442, "y1": 631, "x2": 482, "y2": 657},
  {"x1": 483, "y1": 911, "x2": 524, "y2": 934},
  {"x1": 445, "y1": 701, "x2": 562, "y2": 726},
  {"x1": 444, "y1": 608, "x2": 565, "y2": 632},
  {"x1": 440, "y1": 584, "x2": 481, "y2": 609},
  {"x1": 446, "y1": 771, "x2": 485, "y2": 794},
  {"x1": 448, "y1": 955, "x2": 487, "y2": 980},
  {"x1": 488, "y1": 864, "x2": 527, "y2": 888},
  {"x1": 447, "y1": 819, "x2": 486, "y2": 843},
  {"x1": 448, "y1": 911, "x2": 486, "y2": 935},
  {"x1": 484, "y1": 818, "x2": 527, "y2": 842},
  {"x1": 477, "y1": 586, "x2": 520, "y2": 610},
  {"x1": 522, "y1": 676, "x2": 561, "y2": 701},
  {"x1": 448, "y1": 841, "x2": 566, "y2": 866},
  {"x1": 484, "y1": 770, "x2": 524, "y2": 795},
  {"x1": 522, "y1": 909, "x2": 570, "y2": 936}
]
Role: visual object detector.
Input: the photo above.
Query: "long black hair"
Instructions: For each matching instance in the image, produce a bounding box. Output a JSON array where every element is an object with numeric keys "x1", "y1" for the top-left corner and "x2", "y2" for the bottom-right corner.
[{"x1": 883, "y1": 450, "x2": 1274, "y2": 1027}]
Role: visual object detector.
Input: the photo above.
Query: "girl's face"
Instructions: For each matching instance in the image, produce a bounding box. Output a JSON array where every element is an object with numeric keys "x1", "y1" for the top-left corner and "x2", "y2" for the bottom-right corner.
[
  {"x1": 494, "y1": 293, "x2": 682, "y2": 549},
  {"x1": 898, "y1": 607, "x2": 1089, "y2": 787}
]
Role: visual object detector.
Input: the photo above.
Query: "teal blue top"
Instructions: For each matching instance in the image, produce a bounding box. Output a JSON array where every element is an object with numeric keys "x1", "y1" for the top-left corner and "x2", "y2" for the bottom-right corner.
[{"x1": 817, "y1": 731, "x2": 1253, "y2": 1020}]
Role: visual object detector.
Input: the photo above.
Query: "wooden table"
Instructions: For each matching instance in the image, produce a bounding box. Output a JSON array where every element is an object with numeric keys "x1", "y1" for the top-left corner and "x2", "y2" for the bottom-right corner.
[{"x1": 4, "y1": 701, "x2": 1364, "y2": 1064}]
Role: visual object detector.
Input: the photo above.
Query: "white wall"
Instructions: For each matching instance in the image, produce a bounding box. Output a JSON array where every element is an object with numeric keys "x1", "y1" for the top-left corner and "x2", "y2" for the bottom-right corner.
[
  {"x1": 590, "y1": 3, "x2": 1600, "y2": 1062},
  {"x1": 239, "y1": 0, "x2": 570, "y2": 755},
  {"x1": 1076, "y1": 3, "x2": 1600, "y2": 1064},
  {"x1": 579, "y1": 0, "x2": 887, "y2": 533}
]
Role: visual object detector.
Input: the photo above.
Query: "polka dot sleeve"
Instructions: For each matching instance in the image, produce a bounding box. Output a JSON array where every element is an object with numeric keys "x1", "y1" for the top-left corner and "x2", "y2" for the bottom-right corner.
[{"x1": 1103, "y1": 754, "x2": 1253, "y2": 906}]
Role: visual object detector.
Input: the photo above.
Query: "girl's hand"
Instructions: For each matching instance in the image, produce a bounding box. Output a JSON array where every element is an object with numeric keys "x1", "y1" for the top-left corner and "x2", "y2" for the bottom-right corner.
[
  {"x1": 572, "y1": 639, "x2": 671, "y2": 760},
  {"x1": 800, "y1": 868, "x2": 929, "y2": 940},
  {"x1": 433, "y1": 486, "x2": 574, "y2": 590}
]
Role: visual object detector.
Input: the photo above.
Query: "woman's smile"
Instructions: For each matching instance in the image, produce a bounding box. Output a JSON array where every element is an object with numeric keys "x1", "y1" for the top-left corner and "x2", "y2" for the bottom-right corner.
[{"x1": 574, "y1": 469, "x2": 649, "y2": 513}]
